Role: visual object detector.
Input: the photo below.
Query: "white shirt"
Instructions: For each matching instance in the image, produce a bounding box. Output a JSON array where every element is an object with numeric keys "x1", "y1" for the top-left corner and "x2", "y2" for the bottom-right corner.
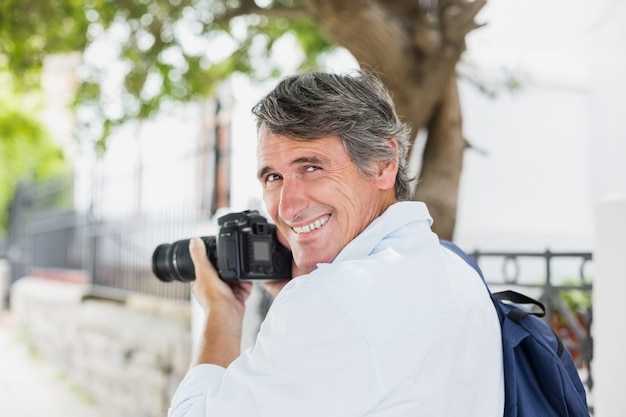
[{"x1": 169, "y1": 202, "x2": 504, "y2": 416}]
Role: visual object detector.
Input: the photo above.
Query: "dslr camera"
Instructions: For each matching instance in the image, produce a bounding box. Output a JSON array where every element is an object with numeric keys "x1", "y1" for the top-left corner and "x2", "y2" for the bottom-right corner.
[{"x1": 152, "y1": 210, "x2": 292, "y2": 282}]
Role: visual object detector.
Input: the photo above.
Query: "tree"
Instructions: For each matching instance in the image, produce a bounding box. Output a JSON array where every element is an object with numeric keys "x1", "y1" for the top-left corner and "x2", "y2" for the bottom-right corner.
[
  {"x1": 0, "y1": 0, "x2": 487, "y2": 240},
  {"x1": 0, "y1": 72, "x2": 68, "y2": 235}
]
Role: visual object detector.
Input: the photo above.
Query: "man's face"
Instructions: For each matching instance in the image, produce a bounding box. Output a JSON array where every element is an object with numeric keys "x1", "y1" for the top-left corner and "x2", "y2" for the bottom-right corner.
[{"x1": 257, "y1": 128, "x2": 397, "y2": 271}]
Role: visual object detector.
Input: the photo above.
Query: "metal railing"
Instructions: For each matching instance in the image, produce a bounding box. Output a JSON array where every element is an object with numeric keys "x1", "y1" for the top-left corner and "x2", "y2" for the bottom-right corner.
[{"x1": 6, "y1": 174, "x2": 219, "y2": 301}]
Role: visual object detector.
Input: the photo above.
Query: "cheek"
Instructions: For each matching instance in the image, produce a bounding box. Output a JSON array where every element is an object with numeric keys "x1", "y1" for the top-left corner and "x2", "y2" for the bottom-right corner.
[
  {"x1": 263, "y1": 190, "x2": 278, "y2": 213},
  {"x1": 275, "y1": 227, "x2": 290, "y2": 249},
  {"x1": 263, "y1": 192, "x2": 283, "y2": 229}
]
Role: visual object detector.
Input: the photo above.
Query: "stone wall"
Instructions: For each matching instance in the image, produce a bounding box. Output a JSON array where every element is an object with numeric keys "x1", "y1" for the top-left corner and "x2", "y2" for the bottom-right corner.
[{"x1": 10, "y1": 276, "x2": 191, "y2": 417}]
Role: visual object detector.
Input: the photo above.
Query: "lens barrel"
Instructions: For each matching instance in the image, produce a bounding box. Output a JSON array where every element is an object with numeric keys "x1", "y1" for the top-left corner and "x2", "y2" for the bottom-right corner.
[{"x1": 151, "y1": 237, "x2": 216, "y2": 282}]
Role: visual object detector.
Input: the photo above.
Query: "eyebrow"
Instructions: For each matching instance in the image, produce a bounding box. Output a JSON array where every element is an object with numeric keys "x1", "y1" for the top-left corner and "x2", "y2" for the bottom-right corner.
[
  {"x1": 257, "y1": 156, "x2": 325, "y2": 180},
  {"x1": 257, "y1": 166, "x2": 272, "y2": 181}
]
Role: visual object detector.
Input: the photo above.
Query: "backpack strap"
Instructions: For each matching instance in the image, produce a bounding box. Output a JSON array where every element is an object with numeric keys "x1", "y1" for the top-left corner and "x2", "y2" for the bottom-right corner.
[{"x1": 493, "y1": 290, "x2": 546, "y2": 322}]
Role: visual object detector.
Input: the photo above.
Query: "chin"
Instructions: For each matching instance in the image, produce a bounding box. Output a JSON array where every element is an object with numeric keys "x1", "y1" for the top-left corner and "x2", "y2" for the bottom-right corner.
[
  {"x1": 296, "y1": 260, "x2": 317, "y2": 272},
  {"x1": 292, "y1": 254, "x2": 319, "y2": 271}
]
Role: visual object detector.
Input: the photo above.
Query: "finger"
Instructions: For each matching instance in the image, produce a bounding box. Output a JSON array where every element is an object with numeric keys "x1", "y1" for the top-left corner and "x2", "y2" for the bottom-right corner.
[
  {"x1": 230, "y1": 281, "x2": 254, "y2": 304},
  {"x1": 189, "y1": 237, "x2": 219, "y2": 282}
]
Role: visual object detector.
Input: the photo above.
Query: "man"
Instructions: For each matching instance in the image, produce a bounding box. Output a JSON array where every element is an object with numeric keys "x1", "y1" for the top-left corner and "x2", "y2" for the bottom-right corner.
[{"x1": 169, "y1": 70, "x2": 504, "y2": 416}]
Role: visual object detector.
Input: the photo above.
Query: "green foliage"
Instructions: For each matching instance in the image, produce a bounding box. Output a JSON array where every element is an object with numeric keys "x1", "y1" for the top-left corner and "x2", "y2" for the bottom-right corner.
[
  {"x1": 0, "y1": 0, "x2": 337, "y2": 151},
  {"x1": 558, "y1": 287, "x2": 592, "y2": 312},
  {"x1": 0, "y1": 84, "x2": 68, "y2": 235},
  {"x1": 290, "y1": 18, "x2": 335, "y2": 71},
  {"x1": 0, "y1": 0, "x2": 89, "y2": 90}
]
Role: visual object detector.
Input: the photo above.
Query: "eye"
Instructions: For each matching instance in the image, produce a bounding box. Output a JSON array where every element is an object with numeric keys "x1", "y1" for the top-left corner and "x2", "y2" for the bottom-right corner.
[
  {"x1": 305, "y1": 165, "x2": 321, "y2": 173},
  {"x1": 265, "y1": 173, "x2": 282, "y2": 183}
]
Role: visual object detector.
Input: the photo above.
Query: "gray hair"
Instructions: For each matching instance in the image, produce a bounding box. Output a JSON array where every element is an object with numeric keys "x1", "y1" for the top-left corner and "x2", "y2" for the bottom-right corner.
[{"x1": 251, "y1": 70, "x2": 413, "y2": 201}]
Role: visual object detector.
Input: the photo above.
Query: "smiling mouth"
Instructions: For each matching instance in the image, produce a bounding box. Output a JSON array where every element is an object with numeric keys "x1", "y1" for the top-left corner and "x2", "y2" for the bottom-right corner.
[{"x1": 293, "y1": 215, "x2": 330, "y2": 234}]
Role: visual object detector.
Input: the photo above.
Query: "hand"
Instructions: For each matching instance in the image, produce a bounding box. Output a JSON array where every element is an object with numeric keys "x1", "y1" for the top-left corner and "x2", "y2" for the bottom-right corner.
[
  {"x1": 188, "y1": 237, "x2": 254, "y2": 367},
  {"x1": 189, "y1": 237, "x2": 252, "y2": 317}
]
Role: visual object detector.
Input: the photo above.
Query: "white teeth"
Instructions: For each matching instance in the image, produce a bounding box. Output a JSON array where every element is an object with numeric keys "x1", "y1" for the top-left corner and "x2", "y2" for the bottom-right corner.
[{"x1": 293, "y1": 215, "x2": 330, "y2": 234}]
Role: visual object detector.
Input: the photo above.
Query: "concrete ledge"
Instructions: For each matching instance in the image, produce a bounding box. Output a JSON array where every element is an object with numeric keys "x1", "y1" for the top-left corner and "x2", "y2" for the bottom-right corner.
[{"x1": 10, "y1": 277, "x2": 191, "y2": 417}]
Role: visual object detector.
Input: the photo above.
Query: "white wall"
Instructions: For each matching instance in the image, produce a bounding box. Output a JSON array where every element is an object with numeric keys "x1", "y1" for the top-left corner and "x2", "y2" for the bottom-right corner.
[
  {"x1": 457, "y1": 79, "x2": 593, "y2": 250},
  {"x1": 594, "y1": 196, "x2": 626, "y2": 416},
  {"x1": 588, "y1": 2, "x2": 626, "y2": 200},
  {"x1": 453, "y1": 0, "x2": 626, "y2": 252}
]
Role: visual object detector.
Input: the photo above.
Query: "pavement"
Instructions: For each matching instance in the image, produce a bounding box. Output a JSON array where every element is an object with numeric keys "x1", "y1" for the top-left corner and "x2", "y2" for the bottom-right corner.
[{"x1": 0, "y1": 311, "x2": 110, "y2": 417}]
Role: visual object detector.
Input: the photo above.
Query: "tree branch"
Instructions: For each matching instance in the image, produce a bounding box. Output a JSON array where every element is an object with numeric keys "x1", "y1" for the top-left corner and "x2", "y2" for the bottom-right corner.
[
  {"x1": 304, "y1": 0, "x2": 414, "y2": 86},
  {"x1": 442, "y1": 0, "x2": 487, "y2": 42}
]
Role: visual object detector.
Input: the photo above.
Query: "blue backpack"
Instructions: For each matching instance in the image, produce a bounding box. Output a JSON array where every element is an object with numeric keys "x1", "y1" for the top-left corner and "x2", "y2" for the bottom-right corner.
[{"x1": 440, "y1": 240, "x2": 590, "y2": 417}]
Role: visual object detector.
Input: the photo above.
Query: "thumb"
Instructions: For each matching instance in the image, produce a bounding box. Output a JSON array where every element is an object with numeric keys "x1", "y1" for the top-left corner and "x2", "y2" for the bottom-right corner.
[{"x1": 189, "y1": 237, "x2": 217, "y2": 279}]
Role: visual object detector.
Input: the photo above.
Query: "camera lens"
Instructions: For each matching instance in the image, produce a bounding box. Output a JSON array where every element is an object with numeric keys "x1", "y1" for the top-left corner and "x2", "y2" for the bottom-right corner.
[{"x1": 151, "y1": 237, "x2": 216, "y2": 282}]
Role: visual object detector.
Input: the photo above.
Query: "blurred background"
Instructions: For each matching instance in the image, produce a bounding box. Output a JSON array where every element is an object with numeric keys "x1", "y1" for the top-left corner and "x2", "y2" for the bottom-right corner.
[{"x1": 1, "y1": 0, "x2": 624, "y2": 416}]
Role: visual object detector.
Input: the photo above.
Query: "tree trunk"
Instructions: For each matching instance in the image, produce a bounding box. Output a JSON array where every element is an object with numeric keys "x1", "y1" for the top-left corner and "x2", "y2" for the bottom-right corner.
[
  {"x1": 413, "y1": 76, "x2": 465, "y2": 240},
  {"x1": 303, "y1": 0, "x2": 483, "y2": 239}
]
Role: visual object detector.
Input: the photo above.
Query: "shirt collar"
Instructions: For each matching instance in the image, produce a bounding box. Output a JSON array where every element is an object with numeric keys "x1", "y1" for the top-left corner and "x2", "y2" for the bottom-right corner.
[{"x1": 331, "y1": 201, "x2": 432, "y2": 264}]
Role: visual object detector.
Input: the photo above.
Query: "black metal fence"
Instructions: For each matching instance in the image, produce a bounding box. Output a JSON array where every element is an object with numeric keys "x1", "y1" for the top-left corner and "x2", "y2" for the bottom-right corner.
[
  {"x1": 6, "y1": 174, "x2": 206, "y2": 301},
  {"x1": 7, "y1": 176, "x2": 79, "y2": 284}
]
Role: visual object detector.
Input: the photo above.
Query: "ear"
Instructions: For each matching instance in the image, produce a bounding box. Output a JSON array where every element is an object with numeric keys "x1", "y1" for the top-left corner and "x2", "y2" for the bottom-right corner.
[{"x1": 374, "y1": 137, "x2": 399, "y2": 191}]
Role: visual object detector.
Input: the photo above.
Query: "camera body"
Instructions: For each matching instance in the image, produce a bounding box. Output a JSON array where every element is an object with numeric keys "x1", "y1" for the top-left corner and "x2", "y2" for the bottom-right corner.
[
  {"x1": 152, "y1": 210, "x2": 292, "y2": 282},
  {"x1": 215, "y1": 210, "x2": 292, "y2": 281}
]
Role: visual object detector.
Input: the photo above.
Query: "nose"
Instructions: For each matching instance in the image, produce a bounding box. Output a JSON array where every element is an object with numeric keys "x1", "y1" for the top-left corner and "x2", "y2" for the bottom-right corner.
[{"x1": 278, "y1": 177, "x2": 308, "y2": 222}]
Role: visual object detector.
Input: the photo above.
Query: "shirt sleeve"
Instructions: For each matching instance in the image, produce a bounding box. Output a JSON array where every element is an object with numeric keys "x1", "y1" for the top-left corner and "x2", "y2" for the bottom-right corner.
[
  {"x1": 168, "y1": 285, "x2": 380, "y2": 417},
  {"x1": 168, "y1": 365, "x2": 225, "y2": 417}
]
